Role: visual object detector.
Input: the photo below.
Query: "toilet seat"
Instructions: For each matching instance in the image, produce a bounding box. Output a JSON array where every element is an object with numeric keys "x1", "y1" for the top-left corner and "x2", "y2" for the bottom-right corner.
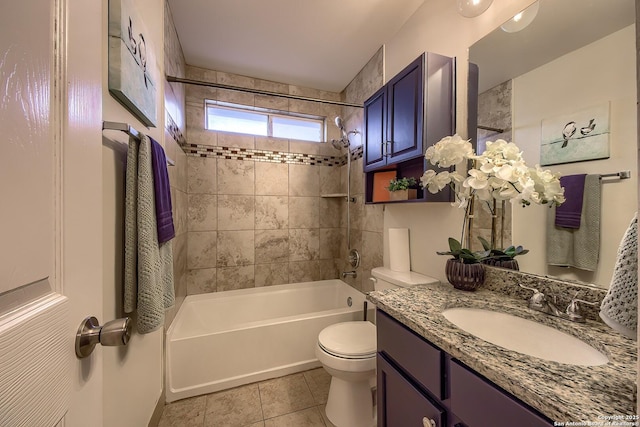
[{"x1": 318, "y1": 321, "x2": 376, "y2": 359}]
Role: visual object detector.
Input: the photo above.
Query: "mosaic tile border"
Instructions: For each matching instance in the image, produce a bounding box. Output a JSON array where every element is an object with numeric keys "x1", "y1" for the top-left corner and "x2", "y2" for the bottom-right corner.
[
  {"x1": 182, "y1": 142, "x2": 363, "y2": 167},
  {"x1": 166, "y1": 113, "x2": 187, "y2": 146}
]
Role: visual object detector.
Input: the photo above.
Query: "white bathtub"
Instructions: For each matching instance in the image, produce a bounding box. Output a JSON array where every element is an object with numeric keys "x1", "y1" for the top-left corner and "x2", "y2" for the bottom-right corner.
[{"x1": 165, "y1": 279, "x2": 370, "y2": 402}]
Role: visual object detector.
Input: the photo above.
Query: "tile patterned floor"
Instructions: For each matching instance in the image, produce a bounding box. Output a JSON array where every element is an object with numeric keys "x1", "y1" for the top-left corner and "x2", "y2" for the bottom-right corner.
[{"x1": 159, "y1": 368, "x2": 337, "y2": 427}]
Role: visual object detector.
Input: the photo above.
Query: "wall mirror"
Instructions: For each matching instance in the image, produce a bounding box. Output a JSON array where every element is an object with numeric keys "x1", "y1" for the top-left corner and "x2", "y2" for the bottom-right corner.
[{"x1": 469, "y1": 0, "x2": 637, "y2": 289}]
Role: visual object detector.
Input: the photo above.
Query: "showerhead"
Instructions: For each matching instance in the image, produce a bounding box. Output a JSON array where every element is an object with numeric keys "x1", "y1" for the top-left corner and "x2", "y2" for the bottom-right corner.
[
  {"x1": 325, "y1": 116, "x2": 359, "y2": 150},
  {"x1": 334, "y1": 116, "x2": 347, "y2": 140}
]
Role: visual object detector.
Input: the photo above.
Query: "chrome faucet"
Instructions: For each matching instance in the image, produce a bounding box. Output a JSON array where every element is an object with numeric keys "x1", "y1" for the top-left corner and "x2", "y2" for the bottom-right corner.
[
  {"x1": 519, "y1": 284, "x2": 598, "y2": 323},
  {"x1": 342, "y1": 271, "x2": 357, "y2": 279}
]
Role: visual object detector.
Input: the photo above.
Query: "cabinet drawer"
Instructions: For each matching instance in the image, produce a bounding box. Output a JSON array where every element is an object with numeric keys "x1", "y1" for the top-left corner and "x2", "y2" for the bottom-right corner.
[
  {"x1": 450, "y1": 361, "x2": 552, "y2": 427},
  {"x1": 376, "y1": 310, "x2": 443, "y2": 399},
  {"x1": 377, "y1": 354, "x2": 445, "y2": 427}
]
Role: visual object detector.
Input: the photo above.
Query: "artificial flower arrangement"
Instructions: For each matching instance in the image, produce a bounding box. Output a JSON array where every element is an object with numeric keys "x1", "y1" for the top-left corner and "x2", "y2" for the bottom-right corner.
[{"x1": 420, "y1": 135, "x2": 565, "y2": 289}]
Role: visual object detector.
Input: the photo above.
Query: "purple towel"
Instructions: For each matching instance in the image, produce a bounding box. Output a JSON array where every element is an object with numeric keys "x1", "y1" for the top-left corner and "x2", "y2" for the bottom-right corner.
[
  {"x1": 555, "y1": 174, "x2": 587, "y2": 229},
  {"x1": 149, "y1": 137, "x2": 175, "y2": 243}
]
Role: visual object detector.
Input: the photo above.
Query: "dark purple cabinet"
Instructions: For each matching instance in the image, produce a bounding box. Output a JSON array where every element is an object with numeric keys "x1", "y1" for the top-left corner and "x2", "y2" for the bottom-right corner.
[
  {"x1": 377, "y1": 354, "x2": 445, "y2": 427},
  {"x1": 449, "y1": 361, "x2": 552, "y2": 427},
  {"x1": 364, "y1": 87, "x2": 386, "y2": 171},
  {"x1": 363, "y1": 52, "x2": 454, "y2": 203},
  {"x1": 376, "y1": 310, "x2": 554, "y2": 427}
]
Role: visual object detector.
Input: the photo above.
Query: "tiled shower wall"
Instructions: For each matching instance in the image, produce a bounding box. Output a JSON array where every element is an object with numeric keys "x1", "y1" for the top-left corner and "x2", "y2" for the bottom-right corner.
[
  {"x1": 470, "y1": 80, "x2": 513, "y2": 251},
  {"x1": 181, "y1": 48, "x2": 386, "y2": 295},
  {"x1": 337, "y1": 47, "x2": 385, "y2": 292},
  {"x1": 183, "y1": 65, "x2": 350, "y2": 293},
  {"x1": 164, "y1": 1, "x2": 188, "y2": 326}
]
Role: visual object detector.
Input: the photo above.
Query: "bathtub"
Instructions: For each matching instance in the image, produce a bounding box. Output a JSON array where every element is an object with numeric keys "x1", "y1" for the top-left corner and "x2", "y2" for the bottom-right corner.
[{"x1": 165, "y1": 279, "x2": 370, "y2": 402}]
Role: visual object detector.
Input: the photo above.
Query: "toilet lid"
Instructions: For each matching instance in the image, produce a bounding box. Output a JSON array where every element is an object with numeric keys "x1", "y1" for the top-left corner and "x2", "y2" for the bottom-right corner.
[{"x1": 318, "y1": 321, "x2": 376, "y2": 359}]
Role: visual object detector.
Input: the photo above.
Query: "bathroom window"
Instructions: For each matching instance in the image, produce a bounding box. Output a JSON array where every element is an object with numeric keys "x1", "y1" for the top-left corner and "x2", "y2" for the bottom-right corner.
[{"x1": 205, "y1": 101, "x2": 324, "y2": 142}]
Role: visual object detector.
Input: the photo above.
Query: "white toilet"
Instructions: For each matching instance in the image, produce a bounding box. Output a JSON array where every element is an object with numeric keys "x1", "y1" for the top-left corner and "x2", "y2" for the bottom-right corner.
[{"x1": 316, "y1": 267, "x2": 439, "y2": 427}]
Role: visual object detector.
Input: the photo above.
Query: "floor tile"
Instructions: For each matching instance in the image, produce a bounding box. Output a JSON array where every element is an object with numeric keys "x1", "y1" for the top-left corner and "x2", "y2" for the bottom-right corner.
[
  {"x1": 303, "y1": 368, "x2": 331, "y2": 405},
  {"x1": 204, "y1": 384, "x2": 263, "y2": 427},
  {"x1": 159, "y1": 395, "x2": 206, "y2": 427},
  {"x1": 264, "y1": 407, "x2": 326, "y2": 427},
  {"x1": 258, "y1": 373, "x2": 316, "y2": 419}
]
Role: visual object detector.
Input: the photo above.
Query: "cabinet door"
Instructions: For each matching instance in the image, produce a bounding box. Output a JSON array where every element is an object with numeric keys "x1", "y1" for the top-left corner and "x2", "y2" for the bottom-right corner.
[
  {"x1": 387, "y1": 55, "x2": 424, "y2": 164},
  {"x1": 364, "y1": 86, "x2": 387, "y2": 172},
  {"x1": 377, "y1": 354, "x2": 445, "y2": 427},
  {"x1": 450, "y1": 361, "x2": 553, "y2": 427}
]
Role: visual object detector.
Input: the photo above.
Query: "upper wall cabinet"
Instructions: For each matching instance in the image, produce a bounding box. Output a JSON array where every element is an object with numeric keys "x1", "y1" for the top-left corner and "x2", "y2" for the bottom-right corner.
[{"x1": 363, "y1": 52, "x2": 455, "y2": 203}]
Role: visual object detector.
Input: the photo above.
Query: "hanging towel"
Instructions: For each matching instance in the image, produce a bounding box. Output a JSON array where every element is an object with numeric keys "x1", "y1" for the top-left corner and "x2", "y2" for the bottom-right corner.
[
  {"x1": 149, "y1": 136, "x2": 175, "y2": 243},
  {"x1": 124, "y1": 134, "x2": 175, "y2": 334},
  {"x1": 555, "y1": 174, "x2": 586, "y2": 229},
  {"x1": 600, "y1": 213, "x2": 637, "y2": 340},
  {"x1": 546, "y1": 174, "x2": 601, "y2": 271}
]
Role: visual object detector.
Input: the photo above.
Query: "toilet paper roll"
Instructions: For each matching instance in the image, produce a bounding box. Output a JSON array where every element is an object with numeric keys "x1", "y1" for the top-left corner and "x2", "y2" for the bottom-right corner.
[{"x1": 389, "y1": 228, "x2": 410, "y2": 272}]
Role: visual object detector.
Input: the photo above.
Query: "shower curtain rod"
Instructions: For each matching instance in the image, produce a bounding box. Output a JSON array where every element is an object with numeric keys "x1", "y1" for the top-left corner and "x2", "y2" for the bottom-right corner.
[
  {"x1": 166, "y1": 76, "x2": 364, "y2": 108},
  {"x1": 102, "y1": 121, "x2": 175, "y2": 166}
]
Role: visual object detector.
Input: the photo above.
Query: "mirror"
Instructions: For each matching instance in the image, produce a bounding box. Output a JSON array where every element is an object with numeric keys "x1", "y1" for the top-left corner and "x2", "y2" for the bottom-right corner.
[{"x1": 469, "y1": 0, "x2": 637, "y2": 288}]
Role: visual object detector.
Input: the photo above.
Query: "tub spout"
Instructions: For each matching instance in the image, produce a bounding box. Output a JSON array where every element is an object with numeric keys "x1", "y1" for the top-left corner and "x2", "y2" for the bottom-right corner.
[{"x1": 342, "y1": 271, "x2": 357, "y2": 279}]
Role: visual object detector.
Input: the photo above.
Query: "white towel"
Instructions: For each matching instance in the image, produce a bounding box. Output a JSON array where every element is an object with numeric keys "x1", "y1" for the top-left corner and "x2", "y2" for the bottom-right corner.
[
  {"x1": 546, "y1": 174, "x2": 601, "y2": 271},
  {"x1": 124, "y1": 134, "x2": 175, "y2": 334},
  {"x1": 599, "y1": 213, "x2": 637, "y2": 340}
]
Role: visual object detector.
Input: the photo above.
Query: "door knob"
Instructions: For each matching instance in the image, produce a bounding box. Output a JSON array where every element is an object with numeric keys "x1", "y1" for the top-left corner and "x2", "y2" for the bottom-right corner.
[{"x1": 75, "y1": 316, "x2": 132, "y2": 358}]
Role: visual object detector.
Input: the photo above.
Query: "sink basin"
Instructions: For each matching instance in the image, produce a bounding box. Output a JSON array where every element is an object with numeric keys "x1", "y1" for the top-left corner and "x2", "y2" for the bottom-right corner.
[{"x1": 442, "y1": 307, "x2": 609, "y2": 366}]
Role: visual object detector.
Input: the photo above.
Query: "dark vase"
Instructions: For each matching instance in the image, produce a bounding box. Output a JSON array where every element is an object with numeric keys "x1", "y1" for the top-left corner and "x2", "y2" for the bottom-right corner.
[
  {"x1": 482, "y1": 258, "x2": 520, "y2": 270},
  {"x1": 445, "y1": 259, "x2": 485, "y2": 291}
]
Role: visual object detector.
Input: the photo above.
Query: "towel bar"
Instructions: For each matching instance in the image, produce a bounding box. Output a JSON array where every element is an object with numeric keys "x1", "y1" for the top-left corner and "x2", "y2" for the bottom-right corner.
[{"x1": 102, "y1": 121, "x2": 176, "y2": 166}]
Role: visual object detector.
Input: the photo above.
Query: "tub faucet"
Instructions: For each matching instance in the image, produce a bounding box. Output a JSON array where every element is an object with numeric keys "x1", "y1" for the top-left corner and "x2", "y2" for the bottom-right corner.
[{"x1": 342, "y1": 271, "x2": 357, "y2": 279}]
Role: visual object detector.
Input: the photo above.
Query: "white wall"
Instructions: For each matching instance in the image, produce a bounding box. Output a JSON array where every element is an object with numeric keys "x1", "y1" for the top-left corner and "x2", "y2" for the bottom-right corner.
[
  {"x1": 382, "y1": 0, "x2": 537, "y2": 281},
  {"x1": 511, "y1": 25, "x2": 637, "y2": 287},
  {"x1": 101, "y1": 0, "x2": 166, "y2": 425}
]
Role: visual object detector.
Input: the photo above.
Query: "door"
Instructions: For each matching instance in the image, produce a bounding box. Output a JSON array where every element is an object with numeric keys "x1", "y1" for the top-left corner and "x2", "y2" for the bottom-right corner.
[{"x1": 0, "y1": 0, "x2": 104, "y2": 426}]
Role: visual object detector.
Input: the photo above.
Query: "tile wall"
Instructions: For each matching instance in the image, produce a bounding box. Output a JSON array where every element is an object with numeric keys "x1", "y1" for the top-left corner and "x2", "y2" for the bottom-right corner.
[
  {"x1": 471, "y1": 80, "x2": 513, "y2": 251},
  {"x1": 177, "y1": 48, "x2": 386, "y2": 295},
  {"x1": 164, "y1": 1, "x2": 188, "y2": 326},
  {"x1": 337, "y1": 47, "x2": 385, "y2": 292},
  {"x1": 183, "y1": 65, "x2": 349, "y2": 293}
]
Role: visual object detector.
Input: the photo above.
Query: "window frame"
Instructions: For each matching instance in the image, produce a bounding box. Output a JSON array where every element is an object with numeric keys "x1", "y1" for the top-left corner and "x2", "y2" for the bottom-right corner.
[{"x1": 205, "y1": 100, "x2": 326, "y2": 142}]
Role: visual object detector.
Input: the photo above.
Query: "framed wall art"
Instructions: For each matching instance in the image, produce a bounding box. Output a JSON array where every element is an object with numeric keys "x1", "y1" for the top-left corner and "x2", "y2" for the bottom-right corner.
[
  {"x1": 540, "y1": 103, "x2": 610, "y2": 166},
  {"x1": 108, "y1": 0, "x2": 157, "y2": 127}
]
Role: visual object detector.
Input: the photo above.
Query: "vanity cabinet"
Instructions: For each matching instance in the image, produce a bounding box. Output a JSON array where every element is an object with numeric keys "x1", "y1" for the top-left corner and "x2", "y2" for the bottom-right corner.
[
  {"x1": 376, "y1": 310, "x2": 553, "y2": 427},
  {"x1": 363, "y1": 52, "x2": 454, "y2": 204}
]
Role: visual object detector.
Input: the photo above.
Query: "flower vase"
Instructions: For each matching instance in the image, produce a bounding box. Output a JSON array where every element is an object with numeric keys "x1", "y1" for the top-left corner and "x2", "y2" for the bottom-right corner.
[
  {"x1": 482, "y1": 258, "x2": 519, "y2": 271},
  {"x1": 445, "y1": 259, "x2": 485, "y2": 291}
]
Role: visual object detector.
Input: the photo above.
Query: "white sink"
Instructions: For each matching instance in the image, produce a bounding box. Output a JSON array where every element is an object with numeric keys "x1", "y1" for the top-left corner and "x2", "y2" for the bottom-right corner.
[{"x1": 442, "y1": 307, "x2": 609, "y2": 366}]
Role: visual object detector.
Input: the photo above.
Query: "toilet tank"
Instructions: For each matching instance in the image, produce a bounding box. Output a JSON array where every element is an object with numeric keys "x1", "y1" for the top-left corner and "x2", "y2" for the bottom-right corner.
[{"x1": 371, "y1": 267, "x2": 439, "y2": 291}]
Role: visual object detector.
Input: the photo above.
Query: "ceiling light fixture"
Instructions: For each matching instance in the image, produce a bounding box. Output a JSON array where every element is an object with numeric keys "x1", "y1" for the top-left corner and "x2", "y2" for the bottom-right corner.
[
  {"x1": 500, "y1": 1, "x2": 540, "y2": 33},
  {"x1": 455, "y1": 0, "x2": 494, "y2": 18}
]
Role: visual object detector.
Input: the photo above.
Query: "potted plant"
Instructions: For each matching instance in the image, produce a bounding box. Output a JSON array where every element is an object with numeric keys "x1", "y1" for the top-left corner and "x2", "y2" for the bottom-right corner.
[
  {"x1": 437, "y1": 238, "x2": 487, "y2": 291},
  {"x1": 387, "y1": 177, "x2": 418, "y2": 201},
  {"x1": 421, "y1": 135, "x2": 565, "y2": 290},
  {"x1": 477, "y1": 236, "x2": 528, "y2": 270}
]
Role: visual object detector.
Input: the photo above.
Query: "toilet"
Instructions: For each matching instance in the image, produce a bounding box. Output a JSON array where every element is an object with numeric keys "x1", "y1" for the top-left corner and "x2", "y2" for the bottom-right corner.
[{"x1": 316, "y1": 267, "x2": 439, "y2": 427}]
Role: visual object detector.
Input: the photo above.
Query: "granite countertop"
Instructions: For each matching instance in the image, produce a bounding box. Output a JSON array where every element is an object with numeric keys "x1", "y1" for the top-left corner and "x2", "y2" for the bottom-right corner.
[{"x1": 367, "y1": 283, "x2": 637, "y2": 424}]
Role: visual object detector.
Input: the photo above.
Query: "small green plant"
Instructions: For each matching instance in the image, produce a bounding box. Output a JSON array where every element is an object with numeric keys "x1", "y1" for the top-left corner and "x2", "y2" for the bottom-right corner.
[
  {"x1": 437, "y1": 238, "x2": 487, "y2": 264},
  {"x1": 387, "y1": 177, "x2": 418, "y2": 192},
  {"x1": 477, "y1": 236, "x2": 529, "y2": 260}
]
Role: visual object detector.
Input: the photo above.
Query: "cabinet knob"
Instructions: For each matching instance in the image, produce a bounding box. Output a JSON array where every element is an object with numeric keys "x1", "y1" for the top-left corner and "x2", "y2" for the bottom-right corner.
[
  {"x1": 385, "y1": 140, "x2": 392, "y2": 157},
  {"x1": 422, "y1": 417, "x2": 436, "y2": 427}
]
